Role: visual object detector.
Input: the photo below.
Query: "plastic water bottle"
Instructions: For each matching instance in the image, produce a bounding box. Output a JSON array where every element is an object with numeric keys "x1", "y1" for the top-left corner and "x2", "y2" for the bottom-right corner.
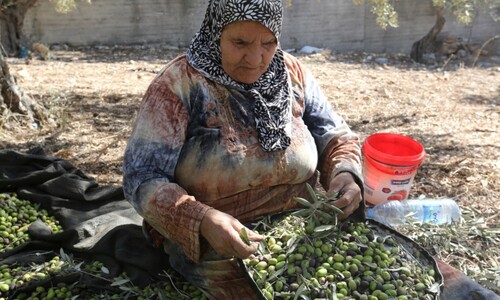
[{"x1": 365, "y1": 198, "x2": 461, "y2": 226}]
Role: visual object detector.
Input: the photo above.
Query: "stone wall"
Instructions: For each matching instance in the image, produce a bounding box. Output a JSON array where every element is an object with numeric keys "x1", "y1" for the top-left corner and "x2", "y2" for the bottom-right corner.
[{"x1": 23, "y1": 0, "x2": 499, "y2": 54}]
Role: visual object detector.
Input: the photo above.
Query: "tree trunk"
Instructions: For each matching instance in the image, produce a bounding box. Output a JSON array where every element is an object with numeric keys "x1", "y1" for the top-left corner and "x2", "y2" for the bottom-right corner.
[
  {"x1": 0, "y1": 0, "x2": 48, "y2": 129},
  {"x1": 410, "y1": 8, "x2": 446, "y2": 63},
  {"x1": 0, "y1": 47, "x2": 47, "y2": 128},
  {"x1": 0, "y1": 0, "x2": 39, "y2": 55}
]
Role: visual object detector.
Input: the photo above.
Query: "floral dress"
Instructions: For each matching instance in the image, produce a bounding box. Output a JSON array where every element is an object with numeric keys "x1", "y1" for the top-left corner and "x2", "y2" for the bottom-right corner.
[{"x1": 122, "y1": 52, "x2": 363, "y2": 299}]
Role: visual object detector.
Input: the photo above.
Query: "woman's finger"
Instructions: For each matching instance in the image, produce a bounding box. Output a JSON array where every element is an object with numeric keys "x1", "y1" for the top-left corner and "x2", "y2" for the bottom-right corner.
[
  {"x1": 246, "y1": 228, "x2": 264, "y2": 242},
  {"x1": 337, "y1": 197, "x2": 361, "y2": 220},
  {"x1": 232, "y1": 234, "x2": 260, "y2": 259}
]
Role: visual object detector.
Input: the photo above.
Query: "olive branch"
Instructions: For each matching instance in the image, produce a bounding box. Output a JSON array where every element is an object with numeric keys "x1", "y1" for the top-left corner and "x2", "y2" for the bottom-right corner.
[{"x1": 292, "y1": 183, "x2": 344, "y2": 238}]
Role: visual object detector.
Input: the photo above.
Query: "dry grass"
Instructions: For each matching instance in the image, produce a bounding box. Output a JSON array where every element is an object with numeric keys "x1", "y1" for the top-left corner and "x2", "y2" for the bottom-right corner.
[{"x1": 1, "y1": 45, "x2": 499, "y2": 293}]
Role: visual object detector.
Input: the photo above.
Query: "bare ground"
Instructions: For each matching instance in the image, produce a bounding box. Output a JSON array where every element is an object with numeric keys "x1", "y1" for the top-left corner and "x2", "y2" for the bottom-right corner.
[{"x1": 1, "y1": 45, "x2": 499, "y2": 289}]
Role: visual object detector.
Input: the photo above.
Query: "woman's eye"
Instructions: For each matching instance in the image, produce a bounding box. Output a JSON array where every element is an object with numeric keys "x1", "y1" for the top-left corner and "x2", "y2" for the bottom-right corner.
[
  {"x1": 263, "y1": 40, "x2": 277, "y2": 47},
  {"x1": 234, "y1": 40, "x2": 246, "y2": 46}
]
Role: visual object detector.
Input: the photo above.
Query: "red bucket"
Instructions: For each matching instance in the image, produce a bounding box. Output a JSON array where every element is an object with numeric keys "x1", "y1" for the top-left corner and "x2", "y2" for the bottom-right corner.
[{"x1": 362, "y1": 133, "x2": 425, "y2": 206}]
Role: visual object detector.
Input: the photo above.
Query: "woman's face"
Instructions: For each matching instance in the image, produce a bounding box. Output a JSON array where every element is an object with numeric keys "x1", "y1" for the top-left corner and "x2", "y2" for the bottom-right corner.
[{"x1": 220, "y1": 20, "x2": 278, "y2": 84}]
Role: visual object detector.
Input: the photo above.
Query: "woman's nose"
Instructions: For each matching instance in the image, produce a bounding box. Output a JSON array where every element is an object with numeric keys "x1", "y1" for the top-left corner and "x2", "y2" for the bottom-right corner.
[{"x1": 244, "y1": 45, "x2": 263, "y2": 67}]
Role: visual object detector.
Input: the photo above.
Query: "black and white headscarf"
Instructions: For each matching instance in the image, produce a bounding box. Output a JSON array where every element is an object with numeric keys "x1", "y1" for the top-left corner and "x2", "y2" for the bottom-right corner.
[{"x1": 186, "y1": 0, "x2": 292, "y2": 152}]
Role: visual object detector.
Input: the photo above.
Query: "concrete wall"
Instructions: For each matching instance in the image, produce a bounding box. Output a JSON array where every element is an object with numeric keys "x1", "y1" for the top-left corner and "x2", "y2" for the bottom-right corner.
[
  {"x1": 24, "y1": 1, "x2": 206, "y2": 47},
  {"x1": 23, "y1": 0, "x2": 499, "y2": 54}
]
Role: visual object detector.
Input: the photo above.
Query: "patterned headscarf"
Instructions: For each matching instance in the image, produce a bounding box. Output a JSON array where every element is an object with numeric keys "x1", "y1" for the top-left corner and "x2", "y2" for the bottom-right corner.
[{"x1": 186, "y1": 0, "x2": 292, "y2": 152}]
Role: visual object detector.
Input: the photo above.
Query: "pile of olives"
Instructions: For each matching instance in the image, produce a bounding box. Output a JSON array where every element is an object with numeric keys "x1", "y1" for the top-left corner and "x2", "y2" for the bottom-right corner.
[
  {"x1": 0, "y1": 193, "x2": 62, "y2": 253},
  {"x1": 0, "y1": 255, "x2": 76, "y2": 299},
  {"x1": 0, "y1": 251, "x2": 208, "y2": 299},
  {"x1": 243, "y1": 213, "x2": 440, "y2": 300},
  {"x1": 0, "y1": 193, "x2": 207, "y2": 299},
  {"x1": 0, "y1": 256, "x2": 207, "y2": 300}
]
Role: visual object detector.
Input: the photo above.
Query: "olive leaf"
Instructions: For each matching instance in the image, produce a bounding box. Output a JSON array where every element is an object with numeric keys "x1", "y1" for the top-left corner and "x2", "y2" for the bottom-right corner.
[
  {"x1": 59, "y1": 248, "x2": 72, "y2": 264},
  {"x1": 293, "y1": 183, "x2": 343, "y2": 225},
  {"x1": 294, "y1": 196, "x2": 313, "y2": 208},
  {"x1": 429, "y1": 282, "x2": 441, "y2": 293},
  {"x1": 315, "y1": 209, "x2": 337, "y2": 223},
  {"x1": 306, "y1": 183, "x2": 318, "y2": 203},
  {"x1": 325, "y1": 191, "x2": 341, "y2": 201},
  {"x1": 294, "y1": 283, "x2": 307, "y2": 300},
  {"x1": 314, "y1": 230, "x2": 332, "y2": 239},
  {"x1": 239, "y1": 227, "x2": 251, "y2": 245},
  {"x1": 257, "y1": 240, "x2": 269, "y2": 255},
  {"x1": 291, "y1": 209, "x2": 312, "y2": 217},
  {"x1": 268, "y1": 266, "x2": 286, "y2": 281},
  {"x1": 111, "y1": 278, "x2": 131, "y2": 286},
  {"x1": 320, "y1": 202, "x2": 344, "y2": 215},
  {"x1": 313, "y1": 224, "x2": 335, "y2": 232},
  {"x1": 286, "y1": 234, "x2": 299, "y2": 248},
  {"x1": 286, "y1": 235, "x2": 303, "y2": 256}
]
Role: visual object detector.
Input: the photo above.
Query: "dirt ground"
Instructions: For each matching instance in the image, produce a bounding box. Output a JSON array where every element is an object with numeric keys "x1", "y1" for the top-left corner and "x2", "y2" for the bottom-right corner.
[
  {"x1": 3, "y1": 45, "x2": 499, "y2": 209},
  {"x1": 1, "y1": 45, "x2": 499, "y2": 288}
]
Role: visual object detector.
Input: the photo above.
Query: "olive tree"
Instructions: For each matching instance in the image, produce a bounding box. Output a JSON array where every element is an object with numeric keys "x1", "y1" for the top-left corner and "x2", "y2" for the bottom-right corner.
[
  {"x1": 353, "y1": 0, "x2": 500, "y2": 62},
  {"x1": 0, "y1": 0, "x2": 89, "y2": 128}
]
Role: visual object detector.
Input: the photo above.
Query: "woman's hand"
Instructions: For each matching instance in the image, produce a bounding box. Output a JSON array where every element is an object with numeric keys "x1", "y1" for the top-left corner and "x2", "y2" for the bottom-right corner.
[
  {"x1": 327, "y1": 172, "x2": 362, "y2": 220},
  {"x1": 200, "y1": 209, "x2": 263, "y2": 259}
]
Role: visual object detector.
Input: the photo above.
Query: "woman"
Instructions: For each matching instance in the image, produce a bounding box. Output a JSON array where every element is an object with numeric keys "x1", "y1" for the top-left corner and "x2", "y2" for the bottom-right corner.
[{"x1": 123, "y1": 0, "x2": 364, "y2": 298}]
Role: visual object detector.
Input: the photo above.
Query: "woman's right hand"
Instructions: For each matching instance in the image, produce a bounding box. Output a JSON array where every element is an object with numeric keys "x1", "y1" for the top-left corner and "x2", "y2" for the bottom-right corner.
[{"x1": 200, "y1": 209, "x2": 263, "y2": 259}]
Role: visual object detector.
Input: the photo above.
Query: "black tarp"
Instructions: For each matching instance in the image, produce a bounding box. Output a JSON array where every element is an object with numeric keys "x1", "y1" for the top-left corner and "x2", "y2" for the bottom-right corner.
[{"x1": 0, "y1": 148, "x2": 170, "y2": 297}]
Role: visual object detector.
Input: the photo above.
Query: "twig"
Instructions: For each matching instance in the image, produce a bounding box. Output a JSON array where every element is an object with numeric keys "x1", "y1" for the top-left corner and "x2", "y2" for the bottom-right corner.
[
  {"x1": 472, "y1": 35, "x2": 500, "y2": 68},
  {"x1": 160, "y1": 270, "x2": 191, "y2": 298},
  {"x1": 442, "y1": 53, "x2": 455, "y2": 69},
  {"x1": 92, "y1": 134, "x2": 123, "y2": 163},
  {"x1": 0, "y1": 41, "x2": 8, "y2": 57}
]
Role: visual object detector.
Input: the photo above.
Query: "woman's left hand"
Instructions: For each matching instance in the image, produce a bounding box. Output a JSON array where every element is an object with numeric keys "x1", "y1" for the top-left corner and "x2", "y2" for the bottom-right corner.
[{"x1": 327, "y1": 172, "x2": 362, "y2": 220}]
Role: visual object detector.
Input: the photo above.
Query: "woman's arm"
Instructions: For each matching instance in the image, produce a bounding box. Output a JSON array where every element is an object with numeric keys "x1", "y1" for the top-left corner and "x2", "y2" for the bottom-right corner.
[{"x1": 123, "y1": 66, "x2": 215, "y2": 262}]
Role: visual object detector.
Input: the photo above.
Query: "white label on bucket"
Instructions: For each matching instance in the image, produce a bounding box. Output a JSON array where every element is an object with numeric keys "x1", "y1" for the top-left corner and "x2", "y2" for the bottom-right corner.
[
  {"x1": 363, "y1": 160, "x2": 418, "y2": 206},
  {"x1": 391, "y1": 179, "x2": 411, "y2": 185}
]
